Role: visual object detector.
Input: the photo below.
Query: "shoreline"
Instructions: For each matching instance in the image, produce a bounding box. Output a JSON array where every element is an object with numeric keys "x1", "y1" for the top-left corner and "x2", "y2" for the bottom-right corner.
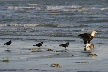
[{"x1": 0, "y1": 38, "x2": 108, "y2": 72}]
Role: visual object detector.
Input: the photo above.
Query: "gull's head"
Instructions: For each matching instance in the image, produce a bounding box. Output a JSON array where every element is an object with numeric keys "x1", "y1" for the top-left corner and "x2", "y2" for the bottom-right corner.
[
  {"x1": 86, "y1": 44, "x2": 91, "y2": 48},
  {"x1": 86, "y1": 43, "x2": 94, "y2": 49},
  {"x1": 85, "y1": 44, "x2": 91, "y2": 51}
]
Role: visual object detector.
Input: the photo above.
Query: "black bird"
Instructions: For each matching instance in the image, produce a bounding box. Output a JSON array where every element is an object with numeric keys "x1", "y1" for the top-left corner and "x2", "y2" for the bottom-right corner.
[
  {"x1": 78, "y1": 30, "x2": 97, "y2": 44},
  {"x1": 4, "y1": 40, "x2": 12, "y2": 51},
  {"x1": 59, "y1": 42, "x2": 69, "y2": 49},
  {"x1": 4, "y1": 40, "x2": 12, "y2": 45},
  {"x1": 33, "y1": 42, "x2": 43, "y2": 48}
]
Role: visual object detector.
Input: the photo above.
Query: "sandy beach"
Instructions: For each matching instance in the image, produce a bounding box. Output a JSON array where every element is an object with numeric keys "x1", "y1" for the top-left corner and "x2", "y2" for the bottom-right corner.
[{"x1": 0, "y1": 37, "x2": 108, "y2": 72}]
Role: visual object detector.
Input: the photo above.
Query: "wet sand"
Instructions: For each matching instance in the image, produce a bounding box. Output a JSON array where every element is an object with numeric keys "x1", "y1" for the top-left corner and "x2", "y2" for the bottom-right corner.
[{"x1": 0, "y1": 38, "x2": 108, "y2": 72}]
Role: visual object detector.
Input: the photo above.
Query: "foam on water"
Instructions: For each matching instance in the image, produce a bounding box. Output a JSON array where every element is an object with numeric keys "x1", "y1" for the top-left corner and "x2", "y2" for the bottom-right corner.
[{"x1": 0, "y1": 23, "x2": 107, "y2": 39}]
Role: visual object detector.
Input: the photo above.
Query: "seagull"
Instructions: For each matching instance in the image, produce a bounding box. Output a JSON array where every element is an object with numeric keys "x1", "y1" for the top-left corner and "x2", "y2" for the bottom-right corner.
[{"x1": 84, "y1": 43, "x2": 94, "y2": 51}]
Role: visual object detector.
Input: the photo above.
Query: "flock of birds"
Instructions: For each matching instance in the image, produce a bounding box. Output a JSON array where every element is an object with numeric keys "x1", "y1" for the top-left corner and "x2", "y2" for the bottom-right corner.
[{"x1": 4, "y1": 30, "x2": 97, "y2": 52}]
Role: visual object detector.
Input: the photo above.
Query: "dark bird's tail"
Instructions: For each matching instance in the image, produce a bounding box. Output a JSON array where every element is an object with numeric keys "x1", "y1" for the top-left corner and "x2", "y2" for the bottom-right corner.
[{"x1": 33, "y1": 45, "x2": 36, "y2": 46}]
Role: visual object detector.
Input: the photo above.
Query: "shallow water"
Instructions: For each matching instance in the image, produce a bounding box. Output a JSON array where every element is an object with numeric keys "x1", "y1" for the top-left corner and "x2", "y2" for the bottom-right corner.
[
  {"x1": 0, "y1": 0, "x2": 108, "y2": 39},
  {"x1": 0, "y1": 38, "x2": 108, "y2": 72},
  {"x1": 0, "y1": 0, "x2": 108, "y2": 72}
]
